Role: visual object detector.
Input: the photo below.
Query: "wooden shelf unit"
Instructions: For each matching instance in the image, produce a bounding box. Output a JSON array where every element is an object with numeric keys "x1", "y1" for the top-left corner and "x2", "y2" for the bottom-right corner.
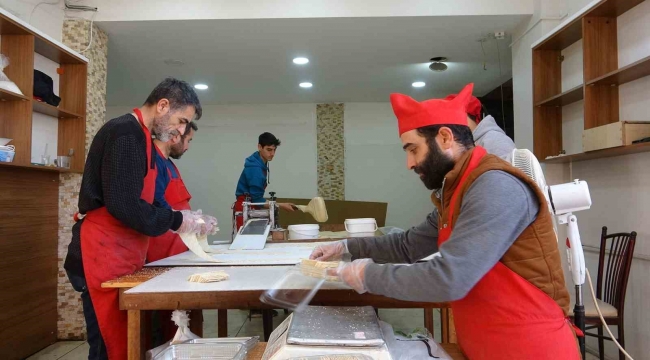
[
  {"x1": 0, "y1": 9, "x2": 87, "y2": 173},
  {"x1": 532, "y1": 0, "x2": 649, "y2": 162}
]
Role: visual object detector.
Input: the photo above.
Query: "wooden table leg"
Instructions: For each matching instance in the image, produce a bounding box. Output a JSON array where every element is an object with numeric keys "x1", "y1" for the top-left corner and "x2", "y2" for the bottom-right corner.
[
  {"x1": 441, "y1": 308, "x2": 450, "y2": 344},
  {"x1": 424, "y1": 308, "x2": 435, "y2": 338},
  {"x1": 218, "y1": 309, "x2": 228, "y2": 337},
  {"x1": 448, "y1": 309, "x2": 457, "y2": 344},
  {"x1": 189, "y1": 310, "x2": 204, "y2": 337},
  {"x1": 128, "y1": 309, "x2": 144, "y2": 360},
  {"x1": 440, "y1": 308, "x2": 457, "y2": 344},
  {"x1": 262, "y1": 310, "x2": 274, "y2": 341}
]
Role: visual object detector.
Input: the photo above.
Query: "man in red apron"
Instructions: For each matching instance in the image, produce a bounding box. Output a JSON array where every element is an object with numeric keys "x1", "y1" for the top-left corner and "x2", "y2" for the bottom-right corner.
[
  {"x1": 148, "y1": 121, "x2": 198, "y2": 263},
  {"x1": 148, "y1": 121, "x2": 201, "y2": 342},
  {"x1": 64, "y1": 78, "x2": 218, "y2": 360},
  {"x1": 312, "y1": 83, "x2": 580, "y2": 359}
]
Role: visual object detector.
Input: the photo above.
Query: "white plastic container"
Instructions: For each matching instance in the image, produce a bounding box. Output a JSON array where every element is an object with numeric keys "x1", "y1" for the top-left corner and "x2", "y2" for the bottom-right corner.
[
  {"x1": 345, "y1": 218, "x2": 378, "y2": 237},
  {"x1": 288, "y1": 224, "x2": 320, "y2": 240}
]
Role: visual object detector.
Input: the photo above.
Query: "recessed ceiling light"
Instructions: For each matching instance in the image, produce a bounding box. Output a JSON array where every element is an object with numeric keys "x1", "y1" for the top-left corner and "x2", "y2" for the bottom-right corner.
[
  {"x1": 293, "y1": 57, "x2": 309, "y2": 65},
  {"x1": 299, "y1": 82, "x2": 313, "y2": 88},
  {"x1": 429, "y1": 56, "x2": 449, "y2": 72},
  {"x1": 194, "y1": 84, "x2": 208, "y2": 90},
  {"x1": 412, "y1": 81, "x2": 426, "y2": 88}
]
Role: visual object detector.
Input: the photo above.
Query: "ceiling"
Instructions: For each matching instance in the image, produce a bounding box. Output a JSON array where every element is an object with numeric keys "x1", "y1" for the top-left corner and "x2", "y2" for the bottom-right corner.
[{"x1": 100, "y1": 15, "x2": 527, "y2": 106}]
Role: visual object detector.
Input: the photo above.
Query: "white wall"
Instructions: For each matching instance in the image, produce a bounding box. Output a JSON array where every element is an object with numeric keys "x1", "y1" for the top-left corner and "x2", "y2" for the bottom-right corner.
[
  {"x1": 89, "y1": 0, "x2": 533, "y2": 22},
  {"x1": 345, "y1": 102, "x2": 436, "y2": 230},
  {"x1": 512, "y1": 0, "x2": 650, "y2": 358},
  {"x1": 107, "y1": 104, "x2": 319, "y2": 240},
  {"x1": 107, "y1": 102, "x2": 433, "y2": 239}
]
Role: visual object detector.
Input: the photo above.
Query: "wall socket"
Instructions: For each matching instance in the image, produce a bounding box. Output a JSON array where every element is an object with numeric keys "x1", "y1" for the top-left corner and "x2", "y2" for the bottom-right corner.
[{"x1": 494, "y1": 31, "x2": 506, "y2": 40}]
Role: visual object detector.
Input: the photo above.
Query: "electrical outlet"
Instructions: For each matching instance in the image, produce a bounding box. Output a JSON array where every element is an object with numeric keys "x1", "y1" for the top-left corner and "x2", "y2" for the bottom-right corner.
[{"x1": 495, "y1": 31, "x2": 506, "y2": 39}]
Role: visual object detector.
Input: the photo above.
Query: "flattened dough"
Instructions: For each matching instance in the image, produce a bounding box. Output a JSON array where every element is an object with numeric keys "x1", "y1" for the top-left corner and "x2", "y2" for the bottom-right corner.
[
  {"x1": 187, "y1": 270, "x2": 229, "y2": 283},
  {"x1": 299, "y1": 259, "x2": 341, "y2": 282},
  {"x1": 178, "y1": 219, "x2": 221, "y2": 262},
  {"x1": 179, "y1": 232, "x2": 221, "y2": 262}
]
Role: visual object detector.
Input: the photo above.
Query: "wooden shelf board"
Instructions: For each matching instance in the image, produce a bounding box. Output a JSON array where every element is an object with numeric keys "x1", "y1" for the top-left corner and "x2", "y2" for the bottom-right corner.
[
  {"x1": 0, "y1": 12, "x2": 31, "y2": 36},
  {"x1": 587, "y1": 0, "x2": 645, "y2": 18},
  {"x1": 0, "y1": 88, "x2": 29, "y2": 102},
  {"x1": 535, "y1": 85, "x2": 584, "y2": 107},
  {"x1": 542, "y1": 141, "x2": 650, "y2": 163},
  {"x1": 587, "y1": 55, "x2": 650, "y2": 86},
  {"x1": 34, "y1": 35, "x2": 87, "y2": 64},
  {"x1": 32, "y1": 100, "x2": 83, "y2": 119},
  {"x1": 0, "y1": 161, "x2": 82, "y2": 173},
  {"x1": 534, "y1": 18, "x2": 583, "y2": 51}
]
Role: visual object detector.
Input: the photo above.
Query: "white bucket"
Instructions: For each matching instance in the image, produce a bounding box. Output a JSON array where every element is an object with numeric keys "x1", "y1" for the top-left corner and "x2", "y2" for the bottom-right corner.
[
  {"x1": 288, "y1": 224, "x2": 320, "y2": 240},
  {"x1": 345, "y1": 218, "x2": 378, "y2": 237}
]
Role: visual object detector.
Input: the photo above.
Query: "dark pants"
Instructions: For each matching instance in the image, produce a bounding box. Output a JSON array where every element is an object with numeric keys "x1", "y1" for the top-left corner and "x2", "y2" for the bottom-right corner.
[{"x1": 67, "y1": 270, "x2": 108, "y2": 360}]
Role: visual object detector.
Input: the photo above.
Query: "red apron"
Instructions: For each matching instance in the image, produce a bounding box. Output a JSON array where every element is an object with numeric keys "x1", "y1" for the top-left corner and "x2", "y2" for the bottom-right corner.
[
  {"x1": 233, "y1": 195, "x2": 247, "y2": 233},
  {"x1": 439, "y1": 146, "x2": 580, "y2": 360},
  {"x1": 146, "y1": 146, "x2": 191, "y2": 263},
  {"x1": 80, "y1": 108, "x2": 157, "y2": 360}
]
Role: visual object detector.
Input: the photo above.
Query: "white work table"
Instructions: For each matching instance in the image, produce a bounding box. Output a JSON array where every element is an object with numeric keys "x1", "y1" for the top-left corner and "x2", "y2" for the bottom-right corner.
[
  {"x1": 101, "y1": 241, "x2": 454, "y2": 360},
  {"x1": 126, "y1": 266, "x2": 349, "y2": 294},
  {"x1": 145, "y1": 242, "x2": 331, "y2": 266}
]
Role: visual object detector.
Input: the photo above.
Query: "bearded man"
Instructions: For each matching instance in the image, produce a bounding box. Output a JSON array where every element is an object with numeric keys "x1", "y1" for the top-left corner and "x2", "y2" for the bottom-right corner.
[
  {"x1": 64, "y1": 78, "x2": 218, "y2": 360},
  {"x1": 310, "y1": 83, "x2": 580, "y2": 359}
]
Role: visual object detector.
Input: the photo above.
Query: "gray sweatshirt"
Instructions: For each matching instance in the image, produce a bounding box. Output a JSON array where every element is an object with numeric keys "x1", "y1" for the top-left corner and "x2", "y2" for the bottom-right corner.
[
  {"x1": 346, "y1": 170, "x2": 540, "y2": 302},
  {"x1": 473, "y1": 115, "x2": 516, "y2": 162}
]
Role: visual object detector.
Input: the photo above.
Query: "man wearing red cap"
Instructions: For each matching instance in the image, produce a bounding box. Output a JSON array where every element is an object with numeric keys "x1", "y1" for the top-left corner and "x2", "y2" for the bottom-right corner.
[
  {"x1": 311, "y1": 83, "x2": 579, "y2": 359},
  {"x1": 445, "y1": 94, "x2": 515, "y2": 162}
]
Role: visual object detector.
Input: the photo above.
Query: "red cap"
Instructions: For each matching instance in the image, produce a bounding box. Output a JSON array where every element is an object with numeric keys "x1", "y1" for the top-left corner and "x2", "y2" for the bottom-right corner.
[
  {"x1": 444, "y1": 92, "x2": 481, "y2": 120},
  {"x1": 390, "y1": 83, "x2": 474, "y2": 136}
]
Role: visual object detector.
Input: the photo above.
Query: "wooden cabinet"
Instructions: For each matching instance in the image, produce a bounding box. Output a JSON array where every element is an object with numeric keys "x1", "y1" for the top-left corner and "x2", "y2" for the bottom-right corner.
[
  {"x1": 0, "y1": 8, "x2": 88, "y2": 360},
  {"x1": 532, "y1": 0, "x2": 650, "y2": 163}
]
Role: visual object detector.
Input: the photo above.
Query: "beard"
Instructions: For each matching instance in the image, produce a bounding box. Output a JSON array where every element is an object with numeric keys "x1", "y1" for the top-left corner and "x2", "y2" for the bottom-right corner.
[
  {"x1": 413, "y1": 141, "x2": 456, "y2": 190},
  {"x1": 169, "y1": 143, "x2": 185, "y2": 160},
  {"x1": 152, "y1": 112, "x2": 180, "y2": 142}
]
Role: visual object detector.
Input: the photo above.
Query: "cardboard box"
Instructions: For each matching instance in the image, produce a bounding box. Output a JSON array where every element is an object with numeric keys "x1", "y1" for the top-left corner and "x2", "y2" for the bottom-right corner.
[{"x1": 583, "y1": 121, "x2": 650, "y2": 152}]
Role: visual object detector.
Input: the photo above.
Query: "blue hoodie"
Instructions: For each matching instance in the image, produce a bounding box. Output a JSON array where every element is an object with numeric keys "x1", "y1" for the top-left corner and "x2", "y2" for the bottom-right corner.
[{"x1": 235, "y1": 152, "x2": 268, "y2": 203}]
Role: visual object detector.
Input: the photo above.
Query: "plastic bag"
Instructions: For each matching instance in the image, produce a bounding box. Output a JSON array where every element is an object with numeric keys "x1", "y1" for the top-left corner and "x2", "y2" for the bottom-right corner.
[
  {"x1": 0, "y1": 55, "x2": 23, "y2": 95},
  {"x1": 146, "y1": 310, "x2": 201, "y2": 360},
  {"x1": 380, "y1": 321, "x2": 452, "y2": 360}
]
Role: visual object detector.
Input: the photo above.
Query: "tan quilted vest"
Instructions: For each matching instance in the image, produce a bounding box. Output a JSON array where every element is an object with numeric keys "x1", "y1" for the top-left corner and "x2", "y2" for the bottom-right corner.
[{"x1": 431, "y1": 148, "x2": 570, "y2": 315}]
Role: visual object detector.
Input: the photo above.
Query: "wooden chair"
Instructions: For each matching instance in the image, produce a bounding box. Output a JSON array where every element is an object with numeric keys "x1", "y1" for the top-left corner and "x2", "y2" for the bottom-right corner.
[{"x1": 573, "y1": 226, "x2": 636, "y2": 360}]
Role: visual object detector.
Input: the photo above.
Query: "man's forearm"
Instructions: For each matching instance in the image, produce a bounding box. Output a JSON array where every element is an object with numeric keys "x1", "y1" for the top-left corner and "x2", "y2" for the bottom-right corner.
[{"x1": 346, "y1": 211, "x2": 440, "y2": 264}]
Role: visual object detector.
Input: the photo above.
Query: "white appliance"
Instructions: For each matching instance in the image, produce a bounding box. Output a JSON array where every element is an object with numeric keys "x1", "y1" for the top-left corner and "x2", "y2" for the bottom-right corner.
[
  {"x1": 229, "y1": 218, "x2": 271, "y2": 250},
  {"x1": 262, "y1": 306, "x2": 392, "y2": 360}
]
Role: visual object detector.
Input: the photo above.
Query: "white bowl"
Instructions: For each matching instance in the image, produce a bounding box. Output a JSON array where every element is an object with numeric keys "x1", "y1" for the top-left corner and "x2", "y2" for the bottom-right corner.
[{"x1": 0, "y1": 138, "x2": 12, "y2": 146}]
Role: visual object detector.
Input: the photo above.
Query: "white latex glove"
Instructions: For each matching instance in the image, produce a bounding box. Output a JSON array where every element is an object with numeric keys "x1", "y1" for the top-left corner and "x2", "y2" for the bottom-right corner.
[
  {"x1": 175, "y1": 209, "x2": 218, "y2": 236},
  {"x1": 331, "y1": 259, "x2": 374, "y2": 294},
  {"x1": 309, "y1": 240, "x2": 349, "y2": 261}
]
